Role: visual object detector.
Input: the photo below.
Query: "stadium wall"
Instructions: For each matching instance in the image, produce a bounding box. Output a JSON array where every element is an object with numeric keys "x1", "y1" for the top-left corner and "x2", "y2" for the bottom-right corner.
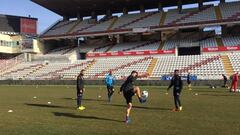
[{"x1": 0, "y1": 80, "x2": 238, "y2": 87}]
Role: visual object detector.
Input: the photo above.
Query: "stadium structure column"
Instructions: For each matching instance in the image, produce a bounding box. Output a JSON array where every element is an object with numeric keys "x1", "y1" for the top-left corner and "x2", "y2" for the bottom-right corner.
[
  {"x1": 91, "y1": 11, "x2": 97, "y2": 20},
  {"x1": 77, "y1": 13, "x2": 83, "y2": 21},
  {"x1": 123, "y1": 7, "x2": 128, "y2": 15},
  {"x1": 158, "y1": 2, "x2": 163, "y2": 12},
  {"x1": 63, "y1": 16, "x2": 69, "y2": 21},
  {"x1": 220, "y1": 0, "x2": 225, "y2": 3},
  {"x1": 177, "y1": 0, "x2": 183, "y2": 13},
  {"x1": 106, "y1": 10, "x2": 112, "y2": 18},
  {"x1": 221, "y1": 25, "x2": 228, "y2": 35},
  {"x1": 140, "y1": 5, "x2": 145, "y2": 13},
  {"x1": 198, "y1": 0, "x2": 203, "y2": 10}
]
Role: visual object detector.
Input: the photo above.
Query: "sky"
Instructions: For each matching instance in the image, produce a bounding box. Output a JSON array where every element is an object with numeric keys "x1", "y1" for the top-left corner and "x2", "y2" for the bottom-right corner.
[{"x1": 0, "y1": 0, "x2": 239, "y2": 34}]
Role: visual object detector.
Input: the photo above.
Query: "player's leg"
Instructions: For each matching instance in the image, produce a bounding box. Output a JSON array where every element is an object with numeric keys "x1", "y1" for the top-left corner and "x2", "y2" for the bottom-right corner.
[
  {"x1": 107, "y1": 85, "x2": 111, "y2": 101},
  {"x1": 173, "y1": 94, "x2": 178, "y2": 111},
  {"x1": 126, "y1": 103, "x2": 132, "y2": 124},
  {"x1": 188, "y1": 82, "x2": 192, "y2": 90},
  {"x1": 77, "y1": 90, "x2": 85, "y2": 110},
  {"x1": 123, "y1": 92, "x2": 133, "y2": 124},
  {"x1": 109, "y1": 86, "x2": 114, "y2": 101},
  {"x1": 133, "y1": 86, "x2": 146, "y2": 103},
  {"x1": 233, "y1": 82, "x2": 237, "y2": 93},
  {"x1": 176, "y1": 93, "x2": 182, "y2": 111}
]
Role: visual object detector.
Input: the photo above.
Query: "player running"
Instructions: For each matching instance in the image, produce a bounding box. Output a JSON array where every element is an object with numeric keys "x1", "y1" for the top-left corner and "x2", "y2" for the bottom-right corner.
[
  {"x1": 76, "y1": 69, "x2": 86, "y2": 110},
  {"x1": 119, "y1": 71, "x2": 148, "y2": 124},
  {"x1": 105, "y1": 71, "x2": 116, "y2": 102},
  {"x1": 167, "y1": 70, "x2": 183, "y2": 112},
  {"x1": 230, "y1": 72, "x2": 239, "y2": 93}
]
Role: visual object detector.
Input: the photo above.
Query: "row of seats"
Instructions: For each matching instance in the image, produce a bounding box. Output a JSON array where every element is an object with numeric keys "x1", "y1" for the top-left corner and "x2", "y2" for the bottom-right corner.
[
  {"x1": 42, "y1": 1, "x2": 240, "y2": 37},
  {"x1": 43, "y1": 36, "x2": 240, "y2": 56},
  {"x1": 1, "y1": 53, "x2": 239, "y2": 80}
]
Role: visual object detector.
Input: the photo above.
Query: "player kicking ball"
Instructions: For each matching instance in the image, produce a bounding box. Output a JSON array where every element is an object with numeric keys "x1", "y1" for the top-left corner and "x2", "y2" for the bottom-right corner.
[
  {"x1": 119, "y1": 71, "x2": 148, "y2": 124},
  {"x1": 105, "y1": 71, "x2": 116, "y2": 102},
  {"x1": 167, "y1": 70, "x2": 183, "y2": 112},
  {"x1": 76, "y1": 69, "x2": 86, "y2": 111}
]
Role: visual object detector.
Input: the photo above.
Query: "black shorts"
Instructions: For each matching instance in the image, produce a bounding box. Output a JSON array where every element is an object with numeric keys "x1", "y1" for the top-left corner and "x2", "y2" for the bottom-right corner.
[
  {"x1": 107, "y1": 85, "x2": 114, "y2": 91},
  {"x1": 123, "y1": 89, "x2": 135, "y2": 104},
  {"x1": 187, "y1": 81, "x2": 191, "y2": 84}
]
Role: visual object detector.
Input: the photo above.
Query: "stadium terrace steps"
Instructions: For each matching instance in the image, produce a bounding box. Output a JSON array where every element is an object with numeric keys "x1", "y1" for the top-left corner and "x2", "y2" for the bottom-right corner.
[
  {"x1": 76, "y1": 24, "x2": 96, "y2": 32},
  {"x1": 36, "y1": 60, "x2": 94, "y2": 79},
  {"x1": 122, "y1": 40, "x2": 160, "y2": 52},
  {"x1": 107, "y1": 18, "x2": 118, "y2": 30},
  {"x1": 168, "y1": 6, "x2": 211, "y2": 25},
  {"x1": 214, "y1": 6, "x2": 223, "y2": 20},
  {"x1": 67, "y1": 20, "x2": 82, "y2": 33},
  {"x1": 116, "y1": 12, "x2": 157, "y2": 29},
  {"x1": 216, "y1": 38, "x2": 224, "y2": 47},
  {"x1": 62, "y1": 46, "x2": 78, "y2": 55},
  {"x1": 159, "y1": 12, "x2": 166, "y2": 26},
  {"x1": 177, "y1": 55, "x2": 221, "y2": 74},
  {"x1": 2, "y1": 64, "x2": 44, "y2": 76},
  {"x1": 147, "y1": 58, "x2": 158, "y2": 76},
  {"x1": 52, "y1": 21, "x2": 77, "y2": 30},
  {"x1": 105, "y1": 44, "x2": 116, "y2": 52},
  {"x1": 158, "y1": 41, "x2": 165, "y2": 50},
  {"x1": 228, "y1": 12, "x2": 240, "y2": 19},
  {"x1": 221, "y1": 55, "x2": 234, "y2": 75},
  {"x1": 93, "y1": 43, "x2": 113, "y2": 52},
  {"x1": 94, "y1": 57, "x2": 152, "y2": 77}
]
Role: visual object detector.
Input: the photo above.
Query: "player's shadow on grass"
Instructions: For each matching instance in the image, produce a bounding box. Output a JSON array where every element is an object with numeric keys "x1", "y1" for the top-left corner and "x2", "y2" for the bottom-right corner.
[
  {"x1": 53, "y1": 112, "x2": 124, "y2": 123},
  {"x1": 102, "y1": 104, "x2": 171, "y2": 111},
  {"x1": 25, "y1": 103, "x2": 65, "y2": 108},
  {"x1": 24, "y1": 103, "x2": 75, "y2": 110},
  {"x1": 63, "y1": 98, "x2": 107, "y2": 102}
]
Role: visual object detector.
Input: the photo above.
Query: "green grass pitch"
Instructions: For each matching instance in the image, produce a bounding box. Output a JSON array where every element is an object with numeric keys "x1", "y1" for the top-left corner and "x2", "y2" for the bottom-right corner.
[{"x1": 0, "y1": 85, "x2": 240, "y2": 135}]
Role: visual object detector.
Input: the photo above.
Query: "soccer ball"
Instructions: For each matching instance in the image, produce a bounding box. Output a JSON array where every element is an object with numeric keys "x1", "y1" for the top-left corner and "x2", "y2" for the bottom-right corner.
[{"x1": 142, "y1": 91, "x2": 149, "y2": 99}]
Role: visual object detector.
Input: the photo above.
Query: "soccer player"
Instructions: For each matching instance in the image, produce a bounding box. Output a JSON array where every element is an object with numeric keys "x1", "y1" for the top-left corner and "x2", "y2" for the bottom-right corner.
[
  {"x1": 167, "y1": 70, "x2": 183, "y2": 112},
  {"x1": 187, "y1": 73, "x2": 192, "y2": 90},
  {"x1": 76, "y1": 69, "x2": 86, "y2": 110},
  {"x1": 222, "y1": 74, "x2": 228, "y2": 88},
  {"x1": 230, "y1": 72, "x2": 239, "y2": 93},
  {"x1": 105, "y1": 71, "x2": 115, "y2": 102},
  {"x1": 119, "y1": 71, "x2": 148, "y2": 124}
]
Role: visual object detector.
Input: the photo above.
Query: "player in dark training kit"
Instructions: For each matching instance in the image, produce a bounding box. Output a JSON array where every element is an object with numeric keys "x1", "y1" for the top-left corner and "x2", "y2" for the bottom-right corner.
[
  {"x1": 119, "y1": 71, "x2": 148, "y2": 124},
  {"x1": 76, "y1": 69, "x2": 86, "y2": 111},
  {"x1": 167, "y1": 70, "x2": 183, "y2": 112}
]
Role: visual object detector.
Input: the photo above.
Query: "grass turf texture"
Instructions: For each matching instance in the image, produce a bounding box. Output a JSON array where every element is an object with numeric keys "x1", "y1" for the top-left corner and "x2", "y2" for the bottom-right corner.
[{"x1": 0, "y1": 85, "x2": 240, "y2": 135}]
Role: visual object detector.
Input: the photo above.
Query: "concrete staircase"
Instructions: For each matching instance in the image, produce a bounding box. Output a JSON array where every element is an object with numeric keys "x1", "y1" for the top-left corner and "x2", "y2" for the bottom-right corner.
[
  {"x1": 147, "y1": 58, "x2": 157, "y2": 76},
  {"x1": 94, "y1": 57, "x2": 152, "y2": 77},
  {"x1": 117, "y1": 12, "x2": 158, "y2": 29},
  {"x1": 108, "y1": 18, "x2": 118, "y2": 30},
  {"x1": 160, "y1": 12, "x2": 166, "y2": 26},
  {"x1": 158, "y1": 41, "x2": 165, "y2": 50},
  {"x1": 169, "y1": 6, "x2": 211, "y2": 25},
  {"x1": 221, "y1": 55, "x2": 234, "y2": 76},
  {"x1": 67, "y1": 20, "x2": 82, "y2": 33},
  {"x1": 214, "y1": 6, "x2": 223, "y2": 20},
  {"x1": 177, "y1": 55, "x2": 221, "y2": 74},
  {"x1": 122, "y1": 40, "x2": 159, "y2": 52},
  {"x1": 216, "y1": 38, "x2": 224, "y2": 47}
]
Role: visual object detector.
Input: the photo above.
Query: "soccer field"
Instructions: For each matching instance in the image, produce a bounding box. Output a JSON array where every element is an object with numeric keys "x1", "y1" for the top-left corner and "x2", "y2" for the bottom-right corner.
[{"x1": 0, "y1": 85, "x2": 239, "y2": 135}]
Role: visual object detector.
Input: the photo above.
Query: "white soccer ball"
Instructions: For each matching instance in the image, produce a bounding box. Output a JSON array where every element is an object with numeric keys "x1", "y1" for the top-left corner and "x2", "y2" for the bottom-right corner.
[{"x1": 142, "y1": 91, "x2": 149, "y2": 99}]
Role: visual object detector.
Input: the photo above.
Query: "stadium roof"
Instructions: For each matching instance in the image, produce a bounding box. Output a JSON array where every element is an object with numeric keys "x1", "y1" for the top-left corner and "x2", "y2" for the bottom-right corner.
[{"x1": 31, "y1": 0, "x2": 217, "y2": 18}]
